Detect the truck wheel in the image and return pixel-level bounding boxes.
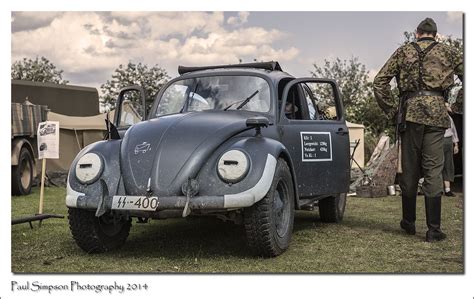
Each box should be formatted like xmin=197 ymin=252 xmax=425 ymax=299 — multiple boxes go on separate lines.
xmin=244 ymin=158 xmax=295 ymax=257
xmin=319 ymin=193 xmax=347 ymax=223
xmin=68 ymin=208 xmax=131 ymax=253
xmin=12 ymin=147 xmax=34 ymax=196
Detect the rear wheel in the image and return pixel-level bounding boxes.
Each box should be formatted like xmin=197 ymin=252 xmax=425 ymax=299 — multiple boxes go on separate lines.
xmin=12 ymin=147 xmax=34 ymax=195
xmin=319 ymin=193 xmax=347 ymax=223
xmin=68 ymin=208 xmax=131 ymax=253
xmin=244 ymin=158 xmax=295 ymax=257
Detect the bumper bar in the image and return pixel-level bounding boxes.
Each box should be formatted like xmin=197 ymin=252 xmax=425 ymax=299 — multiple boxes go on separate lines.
xmin=67 ymin=154 xmax=277 ymax=212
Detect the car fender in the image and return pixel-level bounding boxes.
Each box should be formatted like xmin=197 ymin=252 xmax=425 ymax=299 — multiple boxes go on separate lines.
xmin=66 ymin=140 xmax=122 ymax=216
xmin=197 ymin=136 xmax=299 ymax=206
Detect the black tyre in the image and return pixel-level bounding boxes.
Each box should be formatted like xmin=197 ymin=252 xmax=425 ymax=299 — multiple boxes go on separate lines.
xmin=12 ymin=147 xmax=34 ymax=196
xmin=319 ymin=193 xmax=347 ymax=223
xmin=68 ymin=208 xmax=131 ymax=253
xmin=244 ymin=158 xmax=295 ymax=257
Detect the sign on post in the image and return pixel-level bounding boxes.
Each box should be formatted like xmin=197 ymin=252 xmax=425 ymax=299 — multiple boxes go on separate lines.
xmin=37 ymin=121 xmax=60 ymax=159
xmin=36 ymin=121 xmax=60 ymax=214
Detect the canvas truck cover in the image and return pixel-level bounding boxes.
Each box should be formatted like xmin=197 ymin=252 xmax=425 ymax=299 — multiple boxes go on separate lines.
xmin=11 ymin=101 xmax=48 ymax=137
xmin=12 ymin=80 xmax=99 ymax=117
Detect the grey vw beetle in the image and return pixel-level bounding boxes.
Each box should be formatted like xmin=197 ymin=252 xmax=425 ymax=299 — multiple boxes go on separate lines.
xmin=66 ymin=61 xmax=350 ymax=257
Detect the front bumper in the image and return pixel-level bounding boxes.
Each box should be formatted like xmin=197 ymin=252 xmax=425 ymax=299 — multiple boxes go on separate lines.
xmin=66 ymin=154 xmax=277 ymax=213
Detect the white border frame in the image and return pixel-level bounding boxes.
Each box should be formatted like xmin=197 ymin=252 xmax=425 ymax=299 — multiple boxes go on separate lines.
xmin=300 ymin=131 xmax=332 ymax=162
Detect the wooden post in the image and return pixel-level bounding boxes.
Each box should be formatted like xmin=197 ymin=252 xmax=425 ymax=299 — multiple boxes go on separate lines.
xmin=38 ymin=158 xmax=47 ymax=215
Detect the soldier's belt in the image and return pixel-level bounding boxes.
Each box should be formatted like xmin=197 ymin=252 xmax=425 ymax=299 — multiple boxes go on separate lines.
xmin=405 ymin=90 xmax=444 ymax=100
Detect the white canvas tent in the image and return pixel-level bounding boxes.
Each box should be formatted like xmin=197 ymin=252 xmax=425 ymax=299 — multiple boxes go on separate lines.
xmin=47 ymin=112 xmax=108 ymax=172
xmin=347 ymin=121 xmax=365 ymax=169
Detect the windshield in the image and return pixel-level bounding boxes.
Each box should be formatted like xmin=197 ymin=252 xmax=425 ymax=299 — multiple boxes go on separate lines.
xmin=154 ymin=75 xmax=271 ymax=117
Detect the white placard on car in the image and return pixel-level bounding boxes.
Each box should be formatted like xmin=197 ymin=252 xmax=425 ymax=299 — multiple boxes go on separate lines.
xmin=37 ymin=121 xmax=60 ymax=159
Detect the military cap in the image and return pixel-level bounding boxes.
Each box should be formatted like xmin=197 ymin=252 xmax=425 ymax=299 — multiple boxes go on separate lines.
xmin=417 ymin=18 xmax=437 ymax=33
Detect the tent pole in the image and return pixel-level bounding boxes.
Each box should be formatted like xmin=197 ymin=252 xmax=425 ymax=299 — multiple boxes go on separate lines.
xmin=73 ymin=128 xmax=82 ymax=150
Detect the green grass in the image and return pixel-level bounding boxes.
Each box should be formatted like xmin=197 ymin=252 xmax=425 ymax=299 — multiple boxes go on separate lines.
xmin=11 ymin=187 xmax=463 ymax=273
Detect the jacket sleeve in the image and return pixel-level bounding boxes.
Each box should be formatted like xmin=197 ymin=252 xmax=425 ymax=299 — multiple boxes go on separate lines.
xmin=373 ymin=48 xmax=401 ymax=118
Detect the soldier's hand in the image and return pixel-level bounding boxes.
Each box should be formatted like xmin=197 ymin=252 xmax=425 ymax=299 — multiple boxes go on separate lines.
xmin=453 ymin=143 xmax=459 ymax=155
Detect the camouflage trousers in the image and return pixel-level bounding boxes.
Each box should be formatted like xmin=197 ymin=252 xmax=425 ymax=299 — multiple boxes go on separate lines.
xmin=400 ymin=122 xmax=445 ymax=198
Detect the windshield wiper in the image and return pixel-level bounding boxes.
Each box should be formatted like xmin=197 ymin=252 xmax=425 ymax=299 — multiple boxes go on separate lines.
xmin=223 ymin=90 xmax=259 ymax=111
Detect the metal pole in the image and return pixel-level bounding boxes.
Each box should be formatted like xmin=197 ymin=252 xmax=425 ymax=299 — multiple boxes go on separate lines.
xmin=39 ymin=158 xmax=46 ymax=214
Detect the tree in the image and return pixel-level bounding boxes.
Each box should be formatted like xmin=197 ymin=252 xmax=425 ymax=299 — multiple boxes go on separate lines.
xmin=100 ymin=62 xmax=170 ymax=115
xmin=311 ymin=57 xmax=371 ymax=112
xmin=11 ymin=56 xmax=69 ymax=84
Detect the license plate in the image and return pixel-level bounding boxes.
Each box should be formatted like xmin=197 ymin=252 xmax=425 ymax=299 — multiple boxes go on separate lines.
xmin=112 ymin=196 xmax=159 ymax=211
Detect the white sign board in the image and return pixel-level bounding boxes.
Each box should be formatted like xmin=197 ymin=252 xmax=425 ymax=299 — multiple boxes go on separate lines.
xmin=37 ymin=121 xmax=60 ymax=159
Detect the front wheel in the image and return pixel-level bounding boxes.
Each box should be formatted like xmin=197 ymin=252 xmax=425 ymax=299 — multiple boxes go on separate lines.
xmin=244 ymin=158 xmax=295 ymax=257
xmin=319 ymin=193 xmax=347 ymax=223
xmin=12 ymin=147 xmax=34 ymax=196
xmin=68 ymin=208 xmax=131 ymax=253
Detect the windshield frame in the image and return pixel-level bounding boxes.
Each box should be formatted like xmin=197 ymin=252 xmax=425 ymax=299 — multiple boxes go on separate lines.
xmin=149 ymin=71 xmax=277 ymax=119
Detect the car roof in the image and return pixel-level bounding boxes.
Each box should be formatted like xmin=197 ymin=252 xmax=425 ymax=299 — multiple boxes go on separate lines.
xmin=176 ymin=61 xmax=294 ymax=84
xmin=176 ymin=67 xmax=294 ymax=85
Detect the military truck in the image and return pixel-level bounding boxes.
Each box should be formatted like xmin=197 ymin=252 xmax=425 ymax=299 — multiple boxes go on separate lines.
xmin=11 ymin=80 xmax=100 ymax=195
xmin=11 ymin=102 xmax=48 ymax=195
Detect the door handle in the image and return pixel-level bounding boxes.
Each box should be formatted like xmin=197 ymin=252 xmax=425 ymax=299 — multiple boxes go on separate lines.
xmin=336 ymin=128 xmax=349 ymax=135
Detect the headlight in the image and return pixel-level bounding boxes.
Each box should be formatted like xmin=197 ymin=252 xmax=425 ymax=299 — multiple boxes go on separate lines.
xmin=75 ymin=153 xmax=103 ymax=184
xmin=217 ymin=150 xmax=249 ymax=183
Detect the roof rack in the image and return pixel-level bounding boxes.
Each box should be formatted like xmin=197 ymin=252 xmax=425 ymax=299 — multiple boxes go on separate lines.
xmin=178 ymin=61 xmax=283 ymax=75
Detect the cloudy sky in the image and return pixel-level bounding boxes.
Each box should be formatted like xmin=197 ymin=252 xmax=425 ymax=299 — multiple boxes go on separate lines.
xmin=11 ymin=11 xmax=463 ymax=91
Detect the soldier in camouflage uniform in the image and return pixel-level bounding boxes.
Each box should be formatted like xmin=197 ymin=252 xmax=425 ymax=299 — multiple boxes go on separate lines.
xmin=374 ymin=18 xmax=463 ymax=242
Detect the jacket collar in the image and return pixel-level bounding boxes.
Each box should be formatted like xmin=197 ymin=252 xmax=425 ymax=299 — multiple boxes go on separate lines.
xmin=417 ymin=36 xmax=436 ymax=42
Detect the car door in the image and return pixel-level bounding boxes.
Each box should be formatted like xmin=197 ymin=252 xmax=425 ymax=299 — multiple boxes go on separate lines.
xmin=113 ymin=86 xmax=147 ymax=138
xmin=279 ymin=78 xmax=350 ymax=198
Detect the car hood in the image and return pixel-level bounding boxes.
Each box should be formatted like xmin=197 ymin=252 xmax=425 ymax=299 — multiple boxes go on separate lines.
xmin=120 ymin=111 xmax=256 ymax=196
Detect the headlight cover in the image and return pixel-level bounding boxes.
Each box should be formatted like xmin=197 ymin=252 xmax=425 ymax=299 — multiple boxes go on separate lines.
xmin=217 ymin=150 xmax=249 ymax=183
xmin=75 ymin=153 xmax=103 ymax=184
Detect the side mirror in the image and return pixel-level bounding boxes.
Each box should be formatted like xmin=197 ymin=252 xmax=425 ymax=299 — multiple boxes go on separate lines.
xmin=246 ymin=116 xmax=269 ymax=136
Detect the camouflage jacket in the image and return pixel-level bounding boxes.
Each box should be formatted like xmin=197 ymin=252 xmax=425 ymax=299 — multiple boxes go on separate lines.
xmin=451 ymin=87 xmax=463 ymax=114
xmin=374 ymin=37 xmax=463 ymax=128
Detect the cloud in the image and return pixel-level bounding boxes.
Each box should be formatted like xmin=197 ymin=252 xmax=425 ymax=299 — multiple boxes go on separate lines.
xmin=446 ymin=12 xmax=463 ymax=24
xmin=11 ymin=12 xmax=299 ymax=88
xmin=11 ymin=12 xmax=64 ymax=32
xmin=227 ymin=11 xmax=250 ymax=26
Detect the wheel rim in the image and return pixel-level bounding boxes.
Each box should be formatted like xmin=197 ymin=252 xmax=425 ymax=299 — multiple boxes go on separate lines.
xmin=20 ymin=158 xmax=31 ymax=190
xmin=273 ymin=179 xmax=290 ymax=238
xmin=98 ymin=214 xmax=124 ymax=237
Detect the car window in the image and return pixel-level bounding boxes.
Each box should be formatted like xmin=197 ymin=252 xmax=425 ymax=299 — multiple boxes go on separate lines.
xmin=156 ymin=83 xmax=190 ymax=116
xmin=302 ymin=85 xmax=318 ymax=120
xmin=291 ymin=82 xmax=339 ymax=121
xmin=155 ymin=76 xmax=271 ymax=117
xmin=117 ymin=90 xmax=144 ymax=128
